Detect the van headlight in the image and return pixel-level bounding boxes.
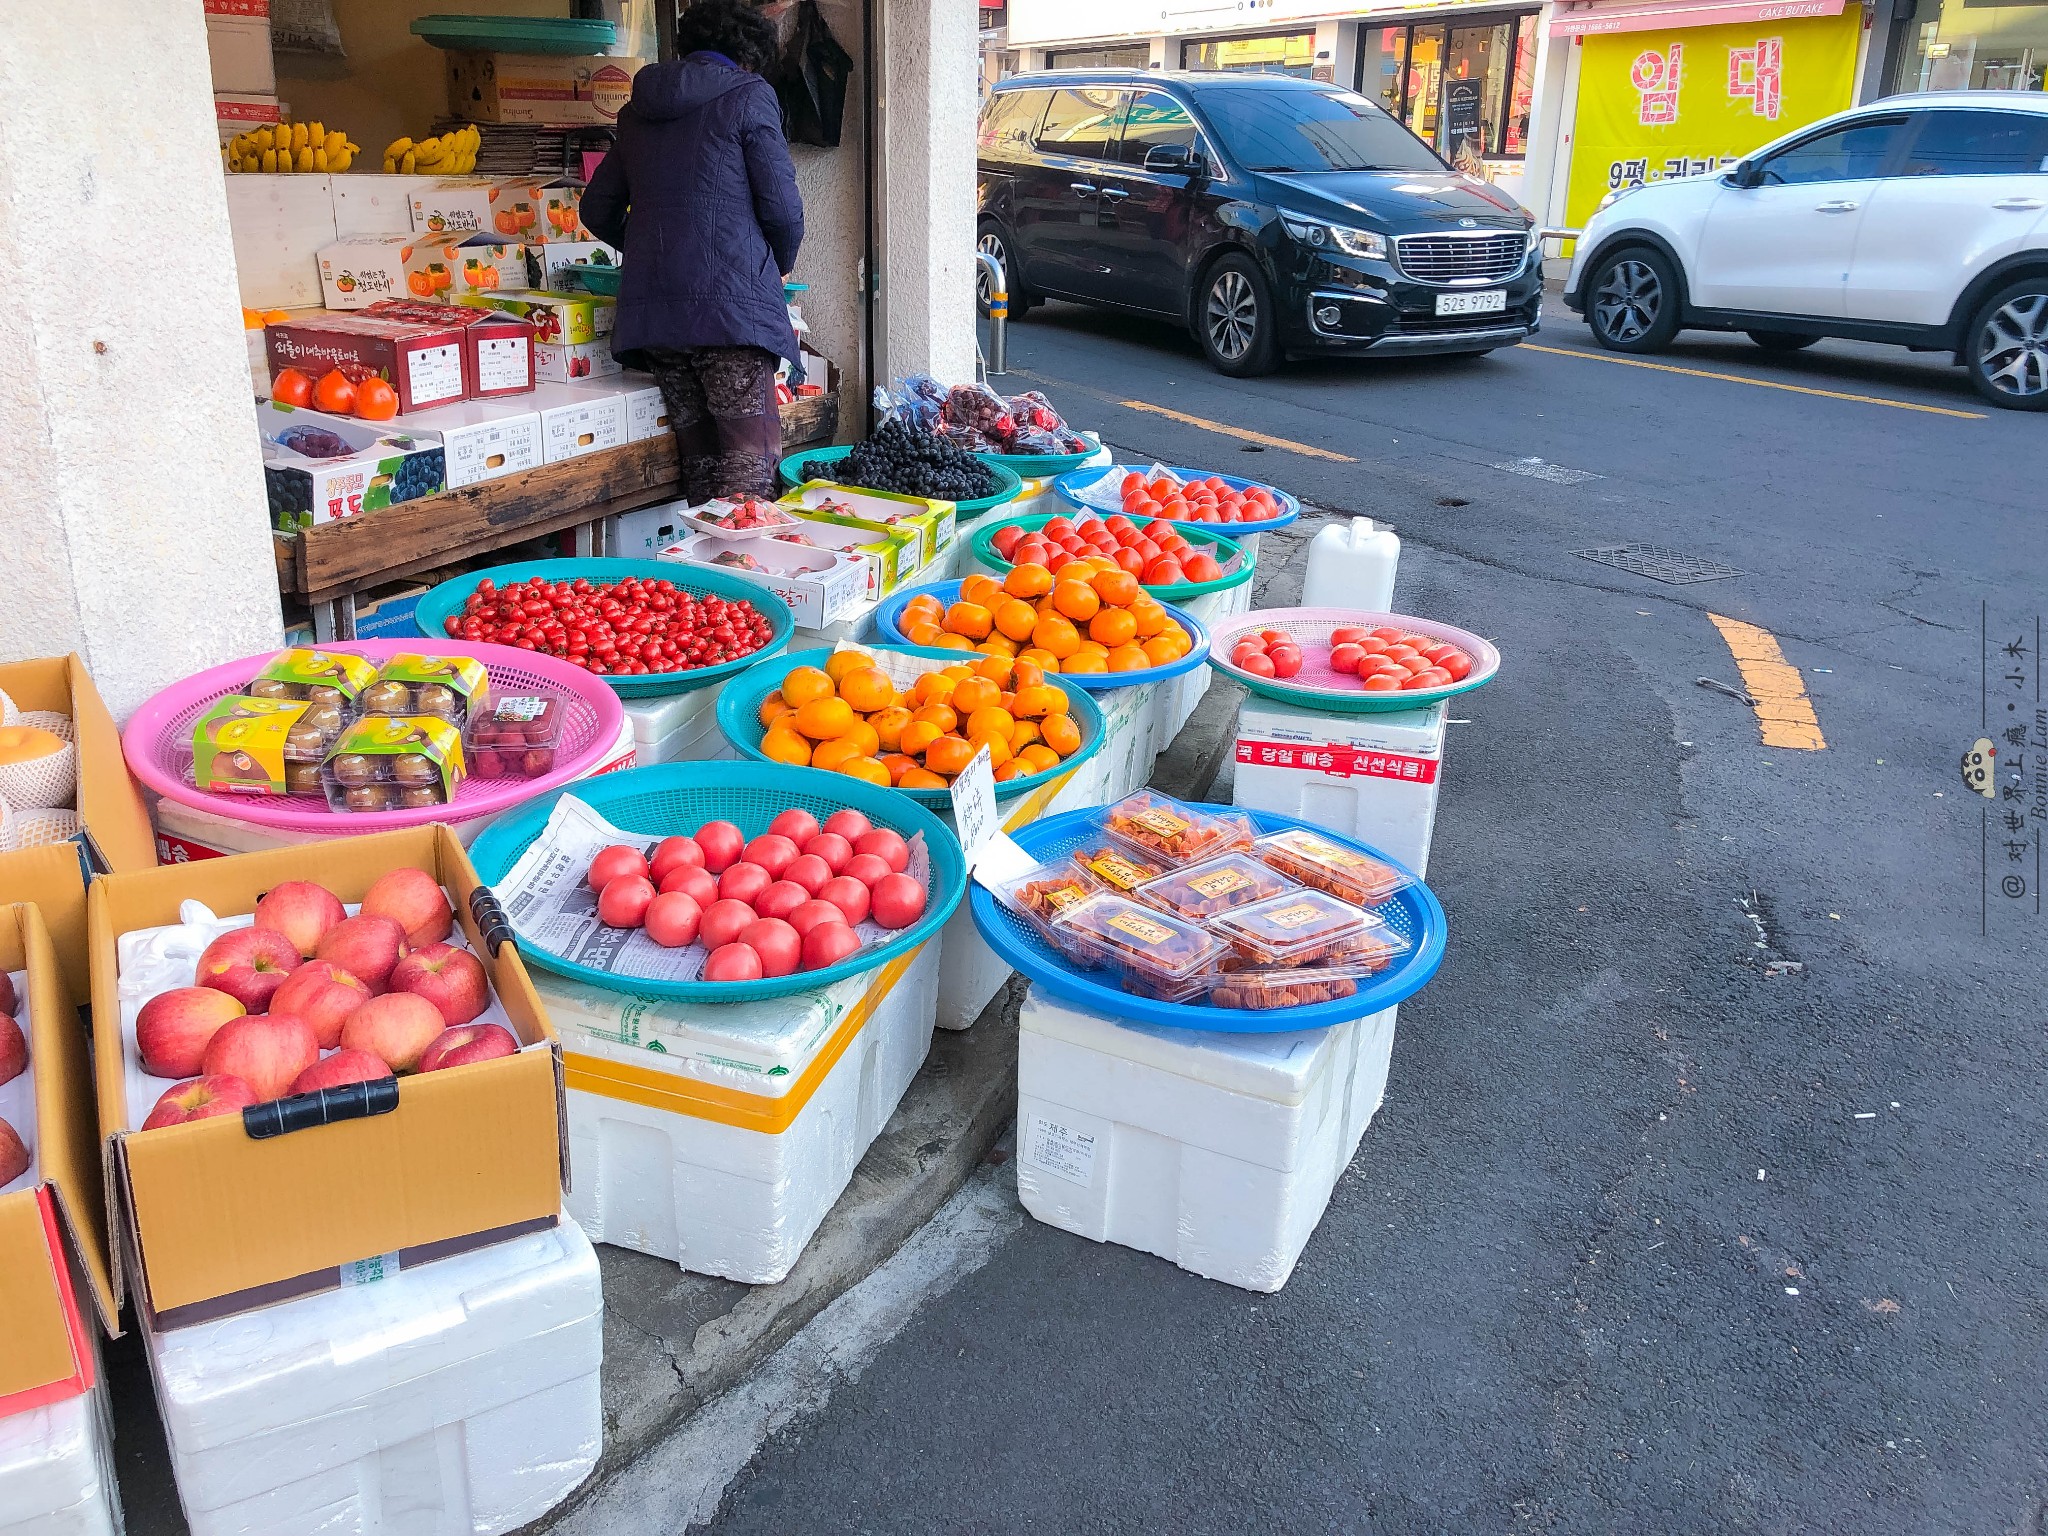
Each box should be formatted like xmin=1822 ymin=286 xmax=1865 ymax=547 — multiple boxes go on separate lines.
xmin=1279 ymin=211 xmax=1388 ymax=260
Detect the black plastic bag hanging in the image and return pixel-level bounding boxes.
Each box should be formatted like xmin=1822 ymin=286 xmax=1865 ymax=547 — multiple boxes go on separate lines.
xmin=775 ymin=0 xmax=852 ymax=148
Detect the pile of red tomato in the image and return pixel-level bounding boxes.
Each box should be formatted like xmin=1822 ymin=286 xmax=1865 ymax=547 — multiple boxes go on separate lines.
xmin=586 ymin=808 xmax=929 ymax=982
xmin=442 ymin=575 xmax=774 ymax=677
xmin=1119 ymin=472 xmax=1280 ymax=525
xmin=1329 ymin=624 xmax=1475 ymax=692
xmin=989 ymin=514 xmax=1226 ymax=589
xmin=1228 ymin=628 xmax=1304 ymax=679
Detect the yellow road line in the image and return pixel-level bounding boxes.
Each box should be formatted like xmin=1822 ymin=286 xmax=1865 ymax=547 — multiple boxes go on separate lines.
xmin=1524 ymin=344 xmax=1987 ymax=420
xmin=1114 ymin=400 xmax=1359 ymax=461
xmin=1709 ymin=614 xmax=1826 ymax=751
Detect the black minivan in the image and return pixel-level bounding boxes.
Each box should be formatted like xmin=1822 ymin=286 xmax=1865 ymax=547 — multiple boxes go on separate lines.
xmin=977 ymin=70 xmax=1543 ymax=376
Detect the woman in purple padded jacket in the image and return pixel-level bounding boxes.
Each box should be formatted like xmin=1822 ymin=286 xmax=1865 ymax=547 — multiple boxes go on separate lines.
xmin=581 ymin=0 xmax=803 ymax=502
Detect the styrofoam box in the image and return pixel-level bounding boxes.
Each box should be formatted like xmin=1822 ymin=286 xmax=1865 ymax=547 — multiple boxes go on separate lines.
xmin=1231 ymin=694 xmax=1446 ymax=876
xmin=398 ymin=399 xmax=543 ymax=489
xmin=150 ymin=714 xmax=635 ymax=864
xmin=531 ymin=384 xmax=626 ymax=464
xmin=1016 ymin=985 xmax=1398 ymax=1292
xmin=620 ymin=685 xmax=735 ymax=767
xmin=0 ymin=1378 xmax=122 ymax=1536
xmin=542 ymin=941 xmax=941 ymax=1283
xmin=145 ymin=1219 xmax=602 ymax=1536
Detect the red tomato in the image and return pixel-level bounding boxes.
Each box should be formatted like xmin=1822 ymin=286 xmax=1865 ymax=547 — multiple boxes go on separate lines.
xmin=991 ymin=525 xmax=1026 ymax=560
xmin=755 ymin=880 xmax=810 ymax=921
xmin=818 ymin=875 xmax=871 ymax=926
xmin=804 ymin=832 xmax=854 ymax=873
xmin=597 ymin=875 xmax=656 ymax=929
xmin=1268 ymin=648 xmax=1303 ymax=679
xmin=700 ymin=898 xmax=759 ymax=951
xmin=1361 ymin=673 xmax=1401 ymax=692
xmin=1397 ymin=657 xmax=1435 ymax=678
xmin=588 ymin=844 xmax=649 ymax=891
xmin=1370 ymin=626 xmax=1405 ymax=643
xmin=1330 ymin=626 xmax=1370 ymax=646
xmin=844 ymin=852 xmax=893 ymax=888
xmin=870 ymin=873 xmax=928 ymax=930
xmin=1182 ymin=552 xmax=1223 ymax=582
xmin=1240 ymin=653 xmax=1277 ymax=677
xmin=853 ymin=829 xmax=910 ymax=874
xmin=783 ymin=853 xmax=833 ymax=895
xmin=649 ymin=836 xmax=704 ymax=885
xmin=738 ymin=918 xmax=803 ymax=977
xmin=1330 ymin=643 xmax=1366 ymax=673
xmin=643 ymin=891 xmax=702 ymax=948
xmin=769 ymin=808 xmax=821 ymax=845
xmin=271 ymin=368 xmax=314 ymax=408
xmin=742 ymin=834 xmax=800 ymax=879
xmin=694 ymin=820 xmax=746 ymax=873
xmin=659 ymin=865 xmax=718 ymax=907
xmin=786 ymin=898 xmax=848 ymax=938
xmin=1442 ymin=652 xmax=1474 ymax=681
xmin=801 ymin=922 xmax=864 ymax=970
xmin=1142 ymin=558 xmax=1184 ymax=585
xmin=702 ymin=943 xmax=764 ymax=982
xmin=1407 ymin=667 xmax=1454 ymax=689
xmin=719 ymin=861 xmax=773 ymax=906
xmin=823 ymin=809 xmax=873 ymax=843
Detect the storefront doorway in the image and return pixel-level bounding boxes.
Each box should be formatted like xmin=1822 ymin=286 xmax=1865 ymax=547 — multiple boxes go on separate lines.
xmin=1357 ymin=13 xmax=1539 ymax=168
xmin=1893 ymin=0 xmax=2048 ymax=90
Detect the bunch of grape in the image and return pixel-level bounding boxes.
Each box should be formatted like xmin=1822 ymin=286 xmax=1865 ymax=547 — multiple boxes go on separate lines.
xmin=265 ymin=467 xmax=314 ymax=534
xmin=389 ymin=449 xmax=446 ymax=504
xmin=805 ymin=419 xmax=999 ymax=501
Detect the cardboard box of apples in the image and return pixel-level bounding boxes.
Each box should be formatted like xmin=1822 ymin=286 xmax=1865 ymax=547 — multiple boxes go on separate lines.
xmin=89 ymin=826 xmax=565 ymax=1328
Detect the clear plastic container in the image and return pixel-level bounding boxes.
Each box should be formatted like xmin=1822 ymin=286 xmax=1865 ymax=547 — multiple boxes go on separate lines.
xmin=186 ymin=696 xmax=348 ymax=798
xmin=1102 ymin=791 xmax=1254 ymax=868
xmin=321 ymin=714 xmax=466 ymax=813
xmin=360 ymin=654 xmax=489 ymax=728
xmin=244 ymin=648 xmax=380 ymax=709
xmin=466 ymin=694 xmax=564 ymax=779
xmin=1253 ymin=828 xmax=1413 ymax=907
xmin=1069 ymin=842 xmax=1167 ymax=894
xmin=995 ymin=860 xmax=1105 ymax=964
xmin=1209 ymin=965 xmax=1370 ymax=1012
xmin=1047 ymin=893 xmax=1229 ymax=988
xmin=1134 ymin=852 xmax=1296 ymax=923
xmin=1208 ymin=889 xmax=1390 ymax=967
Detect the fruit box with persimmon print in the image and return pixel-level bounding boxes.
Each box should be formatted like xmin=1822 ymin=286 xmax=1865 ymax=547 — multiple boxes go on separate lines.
xmin=258 ymin=402 xmax=448 ymax=532
xmin=89 ymin=826 xmax=567 ymax=1330
xmin=265 ymin=312 xmax=469 ymax=415
xmin=0 ymin=903 xmax=117 ymax=1408
xmin=316 ymin=234 xmax=527 ymax=312
xmin=409 ymin=178 xmax=584 ymax=241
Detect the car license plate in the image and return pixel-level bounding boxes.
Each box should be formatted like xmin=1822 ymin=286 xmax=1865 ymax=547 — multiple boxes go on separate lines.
xmin=1436 ymin=289 xmax=1507 ymax=317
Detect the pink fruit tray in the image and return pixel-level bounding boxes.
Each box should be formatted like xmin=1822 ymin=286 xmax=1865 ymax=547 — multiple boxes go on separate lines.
xmin=123 ymin=640 xmax=626 ymax=833
xmin=1206 ymin=607 xmax=1500 ymax=714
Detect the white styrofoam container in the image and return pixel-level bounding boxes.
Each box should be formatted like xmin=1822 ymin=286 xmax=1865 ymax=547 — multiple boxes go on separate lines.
xmin=1016 ymin=985 xmax=1398 ymax=1292
xmin=1230 ymin=695 xmax=1447 ymax=876
xmin=619 ymin=685 xmax=733 ymax=766
xmin=145 ymin=1219 xmax=603 ymax=1536
xmin=0 ymin=1380 xmax=122 ymax=1536
xmin=226 ymin=175 xmax=338 ymax=312
xmin=543 ymin=941 xmax=941 ymax=1283
xmin=150 ymin=714 xmax=635 ymax=863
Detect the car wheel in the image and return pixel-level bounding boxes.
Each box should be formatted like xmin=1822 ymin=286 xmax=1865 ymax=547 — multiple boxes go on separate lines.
xmin=1747 ymin=330 xmax=1820 ymax=352
xmin=1587 ymin=247 xmax=1681 ymax=353
xmin=976 ymin=222 xmax=1035 ymax=319
xmin=1197 ymin=255 xmax=1277 ymax=376
xmin=1965 ymin=278 xmax=2048 ymax=410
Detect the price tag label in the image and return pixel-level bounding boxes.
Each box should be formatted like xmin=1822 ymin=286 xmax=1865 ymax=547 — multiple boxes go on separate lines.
xmin=950 ymin=743 xmax=999 ymax=866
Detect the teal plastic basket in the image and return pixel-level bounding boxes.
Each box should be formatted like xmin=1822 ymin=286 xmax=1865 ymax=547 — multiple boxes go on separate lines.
xmin=715 ymin=647 xmax=1107 ymax=806
xmin=974 ymin=434 xmax=1102 ymax=479
xmin=468 ymin=762 xmax=966 ymax=1002
xmin=777 ymin=445 xmax=1024 ymax=520
xmin=967 ymin=512 xmax=1253 ymax=604
xmin=413 ymin=558 xmax=795 ymax=698
xmin=566 ymin=265 xmax=622 ymax=297
xmin=413 ymin=15 xmax=615 ymax=51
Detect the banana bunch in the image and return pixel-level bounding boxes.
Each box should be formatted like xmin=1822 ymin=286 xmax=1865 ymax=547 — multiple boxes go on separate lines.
xmin=224 ymin=121 xmax=359 ymax=173
xmin=383 ymin=125 xmax=480 ymax=175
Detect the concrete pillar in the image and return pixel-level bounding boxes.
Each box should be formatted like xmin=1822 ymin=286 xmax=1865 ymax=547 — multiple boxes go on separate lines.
xmin=0 ymin=4 xmax=284 ymax=720
xmin=882 ymin=0 xmax=981 ymax=384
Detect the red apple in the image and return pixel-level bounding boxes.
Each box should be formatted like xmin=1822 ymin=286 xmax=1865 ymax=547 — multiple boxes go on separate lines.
xmin=252 ymin=880 xmax=346 ymax=958
xmin=0 ymin=1115 xmax=24 ymax=1183
xmin=287 ymin=1049 xmax=393 ymax=1096
xmin=140 ymin=1075 xmax=258 ymax=1131
xmin=659 ymin=864 xmax=718 ymax=908
xmin=338 ymin=992 xmax=446 ymax=1074
xmin=597 ymin=875 xmax=657 ymax=929
xmin=202 ymin=1014 xmax=319 ymax=1102
xmin=388 ymin=943 xmax=489 ymax=1025
xmin=195 ymin=927 xmax=303 ymax=1012
xmin=643 ymin=891 xmax=702 ymax=948
xmin=801 ymin=922 xmax=862 ymax=971
xmin=315 ymin=915 xmax=409 ymax=994
xmin=0 ymin=972 xmax=15 ymax=1016
xmin=417 ymin=1022 xmax=520 ymax=1074
xmin=267 ymin=961 xmax=368 ymax=1050
xmin=137 ymin=986 xmax=247 ymax=1078
xmin=0 ymin=1014 xmax=24 ymax=1088
xmin=360 ymin=867 xmax=454 ymax=947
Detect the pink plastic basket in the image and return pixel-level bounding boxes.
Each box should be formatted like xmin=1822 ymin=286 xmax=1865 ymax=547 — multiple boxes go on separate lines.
xmin=124 ymin=640 xmax=626 ymax=834
xmin=1207 ymin=607 xmax=1500 ymax=713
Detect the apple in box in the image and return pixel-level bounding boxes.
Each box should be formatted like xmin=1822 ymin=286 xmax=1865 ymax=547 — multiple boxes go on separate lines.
xmin=266 ymin=313 xmax=470 ymax=416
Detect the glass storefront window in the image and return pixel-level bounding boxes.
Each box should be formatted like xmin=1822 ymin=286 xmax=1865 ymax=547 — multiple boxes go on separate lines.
xmin=1044 ymin=43 xmax=1151 ymax=70
xmin=1182 ymin=31 xmax=1317 ymax=76
xmin=1895 ymin=0 xmax=2048 ymax=91
xmin=1355 ymin=11 xmax=1538 ymax=160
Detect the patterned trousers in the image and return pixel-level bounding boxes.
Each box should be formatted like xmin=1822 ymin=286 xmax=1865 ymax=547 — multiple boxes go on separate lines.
xmin=645 ymin=345 xmax=782 ymax=504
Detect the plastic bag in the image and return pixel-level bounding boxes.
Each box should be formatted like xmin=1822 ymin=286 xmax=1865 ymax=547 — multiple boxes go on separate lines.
xmin=937 ymin=381 xmax=1015 ymax=450
xmin=271 ymin=0 xmax=345 ymax=55
xmin=775 ymin=0 xmax=853 ymax=148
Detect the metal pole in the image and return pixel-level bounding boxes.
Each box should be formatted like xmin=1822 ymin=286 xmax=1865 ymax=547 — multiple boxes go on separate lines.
xmin=977 ymin=248 xmax=1008 ymax=377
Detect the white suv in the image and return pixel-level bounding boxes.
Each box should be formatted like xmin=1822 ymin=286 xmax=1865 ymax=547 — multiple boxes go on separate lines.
xmin=1563 ymin=93 xmax=2048 ymax=409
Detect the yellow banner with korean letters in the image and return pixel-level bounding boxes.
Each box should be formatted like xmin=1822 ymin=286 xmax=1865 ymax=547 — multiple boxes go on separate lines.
xmin=1566 ymin=6 xmax=1862 ymax=232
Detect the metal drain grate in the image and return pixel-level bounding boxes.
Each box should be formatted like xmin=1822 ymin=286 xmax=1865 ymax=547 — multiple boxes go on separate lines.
xmin=1573 ymin=544 xmax=1743 ymax=584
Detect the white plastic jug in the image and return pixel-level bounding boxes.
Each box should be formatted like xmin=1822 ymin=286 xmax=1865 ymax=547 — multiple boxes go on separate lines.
xmin=1301 ymin=517 xmax=1399 ymax=611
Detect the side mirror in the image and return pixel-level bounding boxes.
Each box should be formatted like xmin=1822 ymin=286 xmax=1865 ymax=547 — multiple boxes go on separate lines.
xmin=1729 ymin=158 xmax=1758 ymax=188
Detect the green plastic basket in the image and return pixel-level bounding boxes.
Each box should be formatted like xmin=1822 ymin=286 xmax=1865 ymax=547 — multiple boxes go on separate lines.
xmin=566 ymin=264 xmax=622 ymax=297
xmin=974 ymin=433 xmax=1102 ymax=479
xmin=715 ymin=647 xmax=1107 ymax=806
xmin=468 ymin=762 xmax=966 ymax=1002
xmin=777 ymin=445 xmax=1024 ymax=520
xmin=413 ymin=558 xmax=794 ymax=698
xmin=968 ymin=512 xmax=1253 ymax=604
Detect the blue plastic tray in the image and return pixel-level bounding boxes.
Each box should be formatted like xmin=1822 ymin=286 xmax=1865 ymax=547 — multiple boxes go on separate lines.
xmin=413 ymin=558 xmax=795 ymax=698
xmin=1052 ymin=465 xmax=1302 ymax=536
xmin=469 ymin=762 xmax=965 ymax=1002
xmin=970 ymin=805 xmax=1446 ymax=1033
xmin=870 ymin=580 xmax=1211 ymax=691
xmin=715 ymin=647 xmax=1107 ymax=806
xmin=777 ymin=446 xmax=1024 ymax=520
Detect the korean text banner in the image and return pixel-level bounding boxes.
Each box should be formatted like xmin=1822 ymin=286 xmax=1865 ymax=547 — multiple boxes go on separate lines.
xmin=1565 ymin=6 xmax=1861 ymax=233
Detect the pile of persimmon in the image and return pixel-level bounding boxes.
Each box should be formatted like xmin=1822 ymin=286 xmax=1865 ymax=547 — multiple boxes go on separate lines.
xmin=756 ymin=651 xmax=1085 ymax=787
xmin=897 ymin=568 xmax=1192 ymax=677
xmin=1119 ymin=472 xmax=1280 ymax=525
xmin=988 ymin=514 xmax=1225 ymax=589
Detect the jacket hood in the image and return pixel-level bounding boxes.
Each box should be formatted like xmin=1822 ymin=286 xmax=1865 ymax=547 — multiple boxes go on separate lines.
xmin=629 ymin=55 xmax=756 ymax=120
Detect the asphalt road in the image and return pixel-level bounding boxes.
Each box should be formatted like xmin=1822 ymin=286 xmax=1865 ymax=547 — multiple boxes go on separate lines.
xmin=701 ymin=302 xmax=2048 ymax=1533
